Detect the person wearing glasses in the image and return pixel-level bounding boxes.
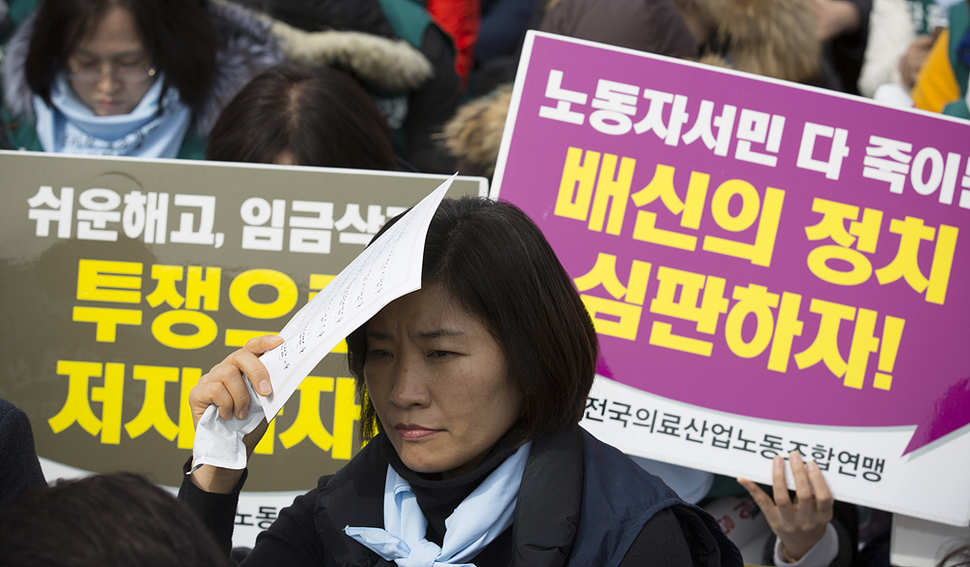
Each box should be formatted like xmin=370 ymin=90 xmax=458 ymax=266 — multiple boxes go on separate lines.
xmin=0 ymin=0 xmax=283 ymax=158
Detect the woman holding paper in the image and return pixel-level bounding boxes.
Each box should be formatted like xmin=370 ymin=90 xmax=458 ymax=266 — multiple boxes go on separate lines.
xmin=0 ymin=0 xmax=281 ymax=158
xmin=180 ymin=197 xmax=743 ymax=567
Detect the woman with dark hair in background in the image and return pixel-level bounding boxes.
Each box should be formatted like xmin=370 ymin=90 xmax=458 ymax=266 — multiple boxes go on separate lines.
xmin=180 ymin=197 xmax=743 ymax=567
xmin=0 ymin=0 xmax=282 ymax=158
xmin=206 ymin=63 xmax=399 ymax=170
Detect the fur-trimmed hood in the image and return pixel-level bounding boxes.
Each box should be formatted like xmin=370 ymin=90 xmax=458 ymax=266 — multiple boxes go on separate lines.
xmin=267 ymin=17 xmax=432 ymax=94
xmin=670 ymin=0 xmax=820 ymax=82
xmin=1 ymin=0 xmax=284 ymax=136
xmin=211 ymin=0 xmax=433 ymax=94
xmin=713 ymin=0 xmax=820 ymax=82
xmin=228 ymin=0 xmax=433 ymax=93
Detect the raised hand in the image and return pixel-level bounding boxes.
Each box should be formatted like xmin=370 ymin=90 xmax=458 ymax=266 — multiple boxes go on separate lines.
xmin=188 ymin=334 xmax=283 ymax=493
xmin=738 ymin=451 xmax=834 ymax=562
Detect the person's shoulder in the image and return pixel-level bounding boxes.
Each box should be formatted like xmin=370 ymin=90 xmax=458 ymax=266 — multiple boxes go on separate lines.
xmin=577 ymin=429 xmax=683 ymax=533
xmin=948 ymin=0 xmax=970 ymax=33
xmin=0 ymin=398 xmax=15 ymax=417
xmin=577 ymin=429 xmax=743 ymax=567
xmin=0 ymin=398 xmax=32 ymax=433
xmin=316 ymin=474 xmax=336 ymax=490
xmin=579 ymin=428 xmax=681 ymax=499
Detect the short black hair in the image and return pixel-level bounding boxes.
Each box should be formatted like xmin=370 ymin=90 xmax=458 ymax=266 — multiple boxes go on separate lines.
xmin=206 ymin=63 xmax=399 ymax=170
xmin=0 ymin=472 xmax=230 ymax=567
xmin=347 ymin=197 xmax=599 ymax=444
xmin=25 ymin=0 xmax=218 ymax=110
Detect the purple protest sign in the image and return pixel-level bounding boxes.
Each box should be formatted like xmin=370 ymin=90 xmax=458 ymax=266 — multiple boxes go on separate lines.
xmin=493 ymin=32 xmax=970 ymax=522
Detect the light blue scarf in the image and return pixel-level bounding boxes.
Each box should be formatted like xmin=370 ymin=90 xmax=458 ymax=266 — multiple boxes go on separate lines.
xmin=33 ymin=72 xmax=192 ymax=158
xmin=344 ymin=441 xmax=532 ymax=567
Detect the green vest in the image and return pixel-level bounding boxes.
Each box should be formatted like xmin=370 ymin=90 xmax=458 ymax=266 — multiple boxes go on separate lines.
xmin=375 ymin=0 xmax=431 ymax=49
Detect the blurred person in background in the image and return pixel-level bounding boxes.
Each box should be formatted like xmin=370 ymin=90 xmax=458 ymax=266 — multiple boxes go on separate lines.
xmin=0 ymin=0 xmax=282 ymax=158
xmin=910 ymin=0 xmax=970 ymax=117
xmin=0 ymin=472 xmax=230 ymax=567
xmin=857 ymin=0 xmax=947 ymax=101
xmin=205 ymin=63 xmax=399 ymax=170
xmin=0 ymin=397 xmax=45 ymax=511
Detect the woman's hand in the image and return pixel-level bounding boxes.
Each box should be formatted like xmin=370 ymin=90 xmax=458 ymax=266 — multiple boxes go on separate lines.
xmin=738 ymin=451 xmax=834 ymax=562
xmin=899 ymin=34 xmax=938 ymax=88
xmin=188 ymin=334 xmax=283 ymax=493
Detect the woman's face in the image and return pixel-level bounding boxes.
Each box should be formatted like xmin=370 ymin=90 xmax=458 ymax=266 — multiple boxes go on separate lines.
xmin=364 ymin=284 xmax=523 ymax=480
xmin=66 ymin=5 xmax=156 ymax=116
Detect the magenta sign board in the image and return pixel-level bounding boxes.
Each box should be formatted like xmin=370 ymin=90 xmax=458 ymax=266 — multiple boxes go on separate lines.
xmin=493 ymin=32 xmax=970 ymax=523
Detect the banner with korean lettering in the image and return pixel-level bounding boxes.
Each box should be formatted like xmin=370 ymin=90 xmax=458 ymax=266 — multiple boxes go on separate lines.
xmin=0 ymin=151 xmax=485 ymax=545
xmin=491 ymin=31 xmax=970 ymax=526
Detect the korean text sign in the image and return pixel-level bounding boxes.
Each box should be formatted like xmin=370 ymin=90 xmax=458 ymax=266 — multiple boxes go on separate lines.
xmin=0 ymin=151 xmax=484 ymax=544
xmin=492 ymin=32 xmax=970 ymax=525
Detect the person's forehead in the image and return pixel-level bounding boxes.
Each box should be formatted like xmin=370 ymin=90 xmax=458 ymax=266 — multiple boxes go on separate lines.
xmin=74 ymin=5 xmax=145 ymax=52
xmin=366 ymin=287 xmax=485 ymax=338
xmin=366 ymin=326 xmax=466 ymax=341
xmin=70 ymin=47 xmax=147 ymax=59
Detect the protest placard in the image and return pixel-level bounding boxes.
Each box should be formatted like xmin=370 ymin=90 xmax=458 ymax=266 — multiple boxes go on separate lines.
xmin=492 ymin=31 xmax=970 ymax=526
xmin=0 ymin=150 xmax=485 ymax=545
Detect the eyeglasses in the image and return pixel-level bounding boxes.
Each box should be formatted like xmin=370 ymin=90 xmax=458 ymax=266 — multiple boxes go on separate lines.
xmin=67 ymin=60 xmax=157 ymax=84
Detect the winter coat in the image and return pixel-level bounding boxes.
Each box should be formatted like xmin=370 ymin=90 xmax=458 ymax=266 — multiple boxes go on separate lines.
xmin=858 ymin=0 xmax=916 ymax=96
xmin=0 ymin=397 xmax=46 ymax=511
xmin=858 ymin=0 xmax=947 ymax=96
xmin=440 ymin=82 xmax=510 ymax=179
xmin=538 ymin=0 xmax=699 ymax=61
xmin=705 ymin=0 xmax=824 ymax=85
xmin=178 ymin=426 xmax=743 ymax=567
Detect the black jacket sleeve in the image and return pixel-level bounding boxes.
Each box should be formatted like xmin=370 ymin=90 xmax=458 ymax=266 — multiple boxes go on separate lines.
xmin=178 ymin=463 xmax=334 ymax=567
xmin=238 ymin=484 xmax=331 ymax=567
xmin=177 ymin=459 xmax=246 ymax=556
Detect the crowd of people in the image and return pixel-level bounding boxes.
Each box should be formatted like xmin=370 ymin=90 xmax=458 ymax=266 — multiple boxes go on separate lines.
xmin=1 ymin=0 xmax=969 ymax=565
xmin=2 ymin=0 xmax=967 ymax=176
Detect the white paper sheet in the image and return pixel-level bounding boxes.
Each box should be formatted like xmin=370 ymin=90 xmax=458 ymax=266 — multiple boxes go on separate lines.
xmin=191 ymin=174 xmax=455 ymax=470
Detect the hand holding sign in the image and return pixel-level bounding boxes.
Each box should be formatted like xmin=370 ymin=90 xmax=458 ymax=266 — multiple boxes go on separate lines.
xmin=738 ymin=451 xmax=834 ymax=562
